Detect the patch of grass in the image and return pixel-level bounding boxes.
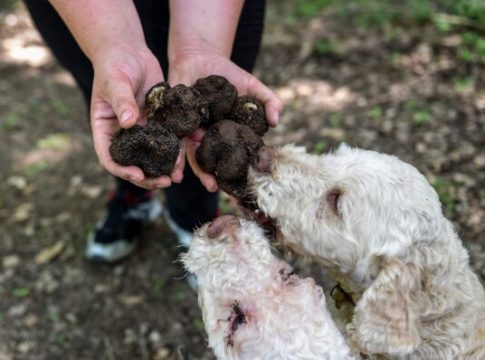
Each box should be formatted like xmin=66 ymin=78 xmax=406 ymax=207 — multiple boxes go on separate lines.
xmin=432 ymin=177 xmax=459 ymax=217
xmin=193 ymin=317 xmax=205 ymax=333
xmin=458 ymin=48 xmax=474 ymax=62
xmin=295 ymin=0 xmax=332 ymax=17
xmin=454 ymin=77 xmax=473 ymax=92
xmin=413 ymin=110 xmax=431 ymax=125
xmin=51 ymin=100 xmax=70 ymax=116
xmin=21 ymin=162 xmax=49 ymax=177
xmin=459 ymin=31 xmax=485 ymax=63
xmin=328 ymin=113 xmax=342 ymax=127
xmin=37 ymin=133 xmax=71 ymax=150
xmin=48 ymin=310 xmax=60 ymax=323
xmin=173 ymin=292 xmax=186 ymax=301
xmin=153 ymin=277 xmax=167 ymax=296
xmin=405 ymin=99 xmax=418 ymax=111
xmin=433 ymin=15 xmax=453 ymax=32
xmin=315 ymin=39 xmax=337 ymax=55
xmin=2 ymin=112 xmax=21 ymax=129
xmin=13 ymin=288 xmax=30 ymax=298
xmin=54 ymin=333 xmax=67 ymax=344
xmin=367 ymin=106 xmax=383 ymax=121
xmin=390 ymin=52 xmax=402 ymax=65
xmin=313 ymin=140 xmax=327 ymax=154
xmin=294 ymin=0 xmax=485 ymax=30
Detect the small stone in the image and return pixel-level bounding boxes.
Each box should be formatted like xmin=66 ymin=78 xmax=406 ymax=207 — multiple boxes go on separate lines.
xmin=7 ymin=303 xmax=27 ymax=318
xmin=2 ymin=255 xmax=20 ymax=268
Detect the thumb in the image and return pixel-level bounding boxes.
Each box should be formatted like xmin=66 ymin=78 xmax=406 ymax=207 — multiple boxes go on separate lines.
xmin=103 ymin=79 xmax=140 ymax=129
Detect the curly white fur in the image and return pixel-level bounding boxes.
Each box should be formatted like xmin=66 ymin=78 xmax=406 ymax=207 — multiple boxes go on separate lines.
xmin=249 ymin=144 xmax=485 ymax=359
xmin=182 ymin=217 xmax=357 ymax=360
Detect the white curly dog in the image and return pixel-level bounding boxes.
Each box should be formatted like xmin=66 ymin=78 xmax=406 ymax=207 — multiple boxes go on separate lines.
xmin=183 ymin=215 xmax=357 ymax=360
xmin=249 ymin=144 xmax=485 ymax=359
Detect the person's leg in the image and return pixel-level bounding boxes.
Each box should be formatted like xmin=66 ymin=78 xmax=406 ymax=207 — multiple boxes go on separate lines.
xmin=24 ymin=0 xmax=159 ymax=263
xmin=162 ymin=0 xmax=267 ymax=234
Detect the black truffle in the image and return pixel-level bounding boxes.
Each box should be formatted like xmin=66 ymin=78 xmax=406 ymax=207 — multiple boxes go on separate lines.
xmin=196 ymin=120 xmax=264 ymax=198
xmin=193 ymin=75 xmax=238 ymax=127
xmin=145 ymin=81 xmax=170 ymax=119
xmin=229 ymin=96 xmax=268 ymax=136
xmin=110 ymin=121 xmax=180 ymax=177
xmin=149 ymin=84 xmax=208 ymax=138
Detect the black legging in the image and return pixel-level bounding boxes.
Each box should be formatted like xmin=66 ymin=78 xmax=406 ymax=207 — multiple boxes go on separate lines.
xmin=24 ymin=0 xmax=266 ymax=231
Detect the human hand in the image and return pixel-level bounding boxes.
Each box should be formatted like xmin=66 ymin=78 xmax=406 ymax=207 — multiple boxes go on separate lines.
xmin=90 ymin=45 xmax=186 ymax=190
xmin=168 ymin=50 xmax=283 ymax=192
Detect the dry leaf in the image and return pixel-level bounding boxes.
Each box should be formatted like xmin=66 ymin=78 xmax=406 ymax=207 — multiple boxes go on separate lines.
xmin=35 ymin=241 xmax=66 ymax=264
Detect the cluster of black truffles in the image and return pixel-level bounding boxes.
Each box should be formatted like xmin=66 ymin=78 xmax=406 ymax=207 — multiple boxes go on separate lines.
xmin=110 ymin=75 xmax=268 ymax=199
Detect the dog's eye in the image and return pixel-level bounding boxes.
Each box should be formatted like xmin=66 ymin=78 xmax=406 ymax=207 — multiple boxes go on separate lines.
xmin=326 ymin=187 xmax=342 ymax=217
xmin=230 ymin=302 xmax=246 ymax=332
xmin=227 ymin=302 xmax=246 ymax=346
xmin=231 ymin=313 xmax=245 ymax=332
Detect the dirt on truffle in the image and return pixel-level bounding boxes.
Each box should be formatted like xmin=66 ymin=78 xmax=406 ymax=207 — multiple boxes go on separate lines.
xmin=149 ymin=84 xmax=208 ymax=138
xmin=193 ymin=75 xmax=238 ymax=127
xmin=229 ymin=96 xmax=268 ymax=136
xmin=196 ymin=120 xmax=264 ymax=198
xmin=109 ymin=121 xmax=180 ymax=177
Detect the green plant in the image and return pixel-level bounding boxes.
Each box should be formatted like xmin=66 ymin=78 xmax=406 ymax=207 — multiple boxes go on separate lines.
xmin=368 ymin=106 xmax=383 ymax=120
xmin=413 ymin=110 xmax=431 ymax=125
xmin=51 ymin=99 xmax=70 ymax=116
xmin=315 ymin=40 xmax=337 ymax=55
xmin=432 ymin=177 xmax=458 ymax=217
xmin=328 ymin=113 xmax=342 ymax=127
xmin=458 ymin=48 xmax=474 ymax=62
xmin=295 ymin=0 xmax=332 ymax=17
xmin=153 ymin=277 xmax=166 ymax=295
xmin=2 ymin=112 xmax=20 ymax=129
xmin=313 ymin=140 xmax=327 ymax=154
xmin=37 ymin=133 xmax=71 ymax=150
xmin=13 ymin=288 xmax=30 ymax=298
xmin=454 ymin=78 xmax=473 ymax=92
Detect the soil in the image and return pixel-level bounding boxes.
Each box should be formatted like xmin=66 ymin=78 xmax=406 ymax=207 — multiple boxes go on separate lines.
xmin=1 ymin=2 xmax=484 ymax=360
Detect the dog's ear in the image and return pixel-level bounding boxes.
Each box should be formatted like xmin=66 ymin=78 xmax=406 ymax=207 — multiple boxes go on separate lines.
xmin=351 ymin=257 xmax=421 ymax=356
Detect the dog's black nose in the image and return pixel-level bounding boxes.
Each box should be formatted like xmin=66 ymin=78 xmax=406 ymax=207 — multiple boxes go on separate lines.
xmin=253 ymin=146 xmax=275 ymax=173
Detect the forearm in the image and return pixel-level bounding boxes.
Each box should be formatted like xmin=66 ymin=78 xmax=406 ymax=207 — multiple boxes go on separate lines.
xmin=48 ymin=0 xmax=146 ymax=63
xmin=168 ymin=0 xmax=244 ymax=62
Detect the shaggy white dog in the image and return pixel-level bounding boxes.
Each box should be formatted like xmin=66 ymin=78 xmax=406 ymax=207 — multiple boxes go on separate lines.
xmin=249 ymin=144 xmax=485 ymax=359
xmin=182 ymin=215 xmax=357 ymax=360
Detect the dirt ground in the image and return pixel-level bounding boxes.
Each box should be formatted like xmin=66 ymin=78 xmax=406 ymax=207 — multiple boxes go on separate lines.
xmin=1 ymin=1 xmax=484 ymax=359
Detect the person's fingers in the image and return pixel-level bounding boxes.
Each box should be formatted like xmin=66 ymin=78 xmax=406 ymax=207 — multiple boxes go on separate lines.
xmin=170 ymin=138 xmax=186 ymax=183
xmin=244 ymin=76 xmax=283 ymax=127
xmin=100 ymin=76 xmax=140 ymax=129
xmin=185 ymin=136 xmax=218 ymax=192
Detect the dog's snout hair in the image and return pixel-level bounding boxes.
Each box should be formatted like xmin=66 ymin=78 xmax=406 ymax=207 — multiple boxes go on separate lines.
xmin=249 ymin=143 xmax=485 ymax=359
xmin=183 ymin=218 xmax=357 ymax=360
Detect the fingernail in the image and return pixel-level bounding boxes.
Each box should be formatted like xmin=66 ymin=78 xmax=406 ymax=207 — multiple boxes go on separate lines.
xmin=272 ymin=110 xmax=280 ymax=125
xmin=120 ymin=111 xmax=132 ymax=125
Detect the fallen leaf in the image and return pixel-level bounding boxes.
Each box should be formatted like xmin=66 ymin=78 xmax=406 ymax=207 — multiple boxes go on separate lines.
xmin=12 ymin=203 xmax=33 ymax=222
xmin=35 ymin=241 xmax=66 ymax=264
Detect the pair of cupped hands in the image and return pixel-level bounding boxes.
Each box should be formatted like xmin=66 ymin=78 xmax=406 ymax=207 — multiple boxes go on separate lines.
xmin=91 ymin=44 xmax=282 ymax=191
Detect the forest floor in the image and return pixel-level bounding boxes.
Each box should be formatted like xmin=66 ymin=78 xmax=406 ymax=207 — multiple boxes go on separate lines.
xmin=1 ymin=1 xmax=484 ymax=359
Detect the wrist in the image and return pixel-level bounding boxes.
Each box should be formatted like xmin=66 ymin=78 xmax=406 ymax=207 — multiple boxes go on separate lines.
xmin=169 ymin=38 xmax=228 ymax=64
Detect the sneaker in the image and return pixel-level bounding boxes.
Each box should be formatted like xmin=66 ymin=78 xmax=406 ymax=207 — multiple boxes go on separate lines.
xmin=162 ymin=209 xmax=193 ymax=248
xmin=162 ymin=210 xmax=199 ymax=291
xmin=86 ymin=196 xmax=162 ymax=263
